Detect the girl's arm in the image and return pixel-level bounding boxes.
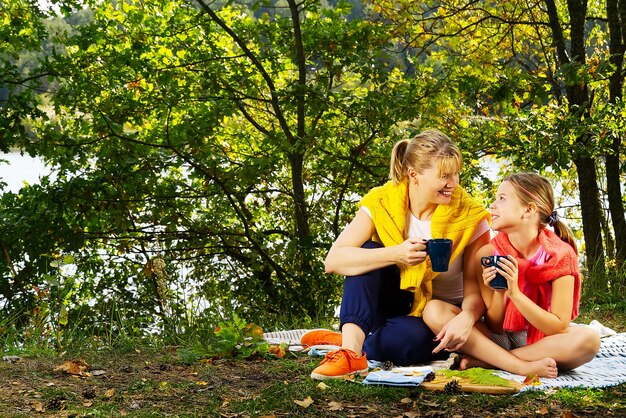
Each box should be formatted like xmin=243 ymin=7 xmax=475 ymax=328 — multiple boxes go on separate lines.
xmin=324 ymin=208 xmax=428 ymax=276
xmin=496 ymin=257 xmax=574 ymax=335
xmin=506 ymin=274 xmax=575 ymax=336
xmin=476 ymin=244 xmax=507 ymax=333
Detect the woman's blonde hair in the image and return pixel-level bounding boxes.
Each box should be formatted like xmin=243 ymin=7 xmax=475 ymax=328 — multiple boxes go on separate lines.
xmin=389 ymin=129 xmax=463 ymax=184
xmin=505 ymin=173 xmax=578 ymax=254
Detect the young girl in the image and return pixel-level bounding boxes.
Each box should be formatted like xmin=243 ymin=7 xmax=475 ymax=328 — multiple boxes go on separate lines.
xmin=424 ymin=173 xmax=600 ymax=377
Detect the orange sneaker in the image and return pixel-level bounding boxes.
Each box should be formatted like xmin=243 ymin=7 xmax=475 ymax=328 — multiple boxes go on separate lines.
xmin=300 ymin=329 xmax=342 ymax=347
xmin=310 ymin=348 xmax=368 ymax=380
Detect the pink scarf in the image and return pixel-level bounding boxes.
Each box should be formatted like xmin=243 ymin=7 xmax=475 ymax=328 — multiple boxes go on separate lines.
xmin=492 ymin=228 xmax=580 ymax=345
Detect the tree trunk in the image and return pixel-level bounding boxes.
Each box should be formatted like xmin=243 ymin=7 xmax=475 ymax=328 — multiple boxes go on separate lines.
xmin=605 ymin=0 xmax=626 ymax=265
xmin=544 ymin=0 xmax=606 ymax=272
xmin=288 ymin=0 xmax=311 ymax=246
xmin=575 ymin=157 xmax=606 ymax=274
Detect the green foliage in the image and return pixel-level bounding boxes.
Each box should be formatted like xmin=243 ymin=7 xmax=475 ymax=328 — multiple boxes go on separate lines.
xmin=3 ymin=0 xmax=443 ymax=334
xmin=1 ymin=0 xmax=625 ymax=340
xmin=212 ymin=314 xmax=270 ymax=358
xmin=439 ymin=368 xmax=514 ymax=387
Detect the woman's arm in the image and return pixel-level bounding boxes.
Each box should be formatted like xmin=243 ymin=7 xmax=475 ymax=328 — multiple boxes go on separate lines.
xmin=324 ymin=208 xmax=428 ymax=276
xmin=460 ymin=230 xmax=491 ymax=322
xmin=432 ymin=229 xmax=490 ymax=353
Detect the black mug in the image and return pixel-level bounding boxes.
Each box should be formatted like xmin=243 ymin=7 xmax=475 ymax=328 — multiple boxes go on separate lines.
xmin=480 ymin=255 xmax=508 ymax=289
xmin=426 ymin=238 xmax=453 ymax=272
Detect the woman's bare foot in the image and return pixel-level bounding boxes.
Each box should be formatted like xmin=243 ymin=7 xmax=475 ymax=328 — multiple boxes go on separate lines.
xmin=460 ymin=355 xmax=558 ymax=378
xmin=459 ymin=355 xmax=492 ymax=370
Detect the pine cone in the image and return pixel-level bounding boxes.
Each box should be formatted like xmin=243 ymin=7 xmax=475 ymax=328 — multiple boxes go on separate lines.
xmin=47 ymin=397 xmax=67 ymax=411
xmin=83 ymin=387 xmax=97 ymax=399
xmin=382 ymin=360 xmax=394 ymax=371
xmin=444 ymin=379 xmax=461 ymax=394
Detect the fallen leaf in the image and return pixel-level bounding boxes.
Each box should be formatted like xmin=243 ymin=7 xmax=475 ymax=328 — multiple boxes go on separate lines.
xmin=561 ymin=411 xmax=575 ymax=418
xmin=523 ymin=373 xmax=542 ymax=386
xmin=317 ymin=382 xmax=329 ymax=391
xmin=91 ymin=369 xmax=106 ymax=376
xmin=536 ymin=406 xmax=549 ymax=415
xmin=328 ymin=401 xmax=342 ymax=411
xmin=404 ymin=413 xmax=420 ymax=418
xmin=82 ymin=400 xmax=93 ymax=407
xmin=294 ymin=396 xmax=313 ymax=408
xmin=104 ymin=388 xmax=115 ymax=398
xmin=259 ymin=415 xmax=277 ymax=418
xmin=195 ymin=381 xmax=209 ymax=386
xmin=403 ymin=371 xmax=423 ymax=376
xmin=268 ymin=345 xmax=286 ymax=358
xmin=53 ymin=359 xmax=89 ymax=376
xmin=32 ymin=401 xmax=44 ymax=412
xmin=400 ymin=397 xmax=412 ymax=404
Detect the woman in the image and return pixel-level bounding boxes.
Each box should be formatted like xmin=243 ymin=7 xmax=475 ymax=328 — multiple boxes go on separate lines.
xmin=425 ymin=173 xmax=600 ymax=377
xmin=302 ymin=129 xmax=491 ymax=380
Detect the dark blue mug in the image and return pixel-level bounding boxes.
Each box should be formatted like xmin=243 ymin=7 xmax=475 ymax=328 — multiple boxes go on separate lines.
xmin=480 ymin=255 xmax=508 ymax=289
xmin=426 ymin=238 xmax=453 ymax=272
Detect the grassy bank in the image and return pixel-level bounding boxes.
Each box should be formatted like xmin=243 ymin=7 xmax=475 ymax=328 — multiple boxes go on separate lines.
xmin=0 ymin=302 xmax=624 ymax=417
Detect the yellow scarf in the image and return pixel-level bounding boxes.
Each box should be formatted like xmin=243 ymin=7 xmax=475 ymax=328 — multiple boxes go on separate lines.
xmin=359 ymin=180 xmax=490 ymax=316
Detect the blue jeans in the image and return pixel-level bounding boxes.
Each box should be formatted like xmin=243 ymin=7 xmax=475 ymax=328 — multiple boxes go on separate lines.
xmin=339 ymin=241 xmax=449 ymax=365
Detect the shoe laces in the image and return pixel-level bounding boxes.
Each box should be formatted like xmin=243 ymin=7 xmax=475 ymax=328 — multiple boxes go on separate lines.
xmin=322 ymin=348 xmax=351 ymax=363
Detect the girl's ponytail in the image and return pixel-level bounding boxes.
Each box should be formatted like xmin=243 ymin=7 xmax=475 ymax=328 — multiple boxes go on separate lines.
xmin=552 ymin=218 xmax=578 ymax=255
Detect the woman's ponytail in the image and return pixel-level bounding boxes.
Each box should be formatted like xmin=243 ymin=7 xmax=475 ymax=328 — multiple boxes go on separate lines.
xmin=389 ymin=139 xmax=409 ymax=184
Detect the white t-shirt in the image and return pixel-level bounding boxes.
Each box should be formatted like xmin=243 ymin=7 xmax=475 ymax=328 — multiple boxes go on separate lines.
xmin=361 ymin=207 xmax=490 ymax=305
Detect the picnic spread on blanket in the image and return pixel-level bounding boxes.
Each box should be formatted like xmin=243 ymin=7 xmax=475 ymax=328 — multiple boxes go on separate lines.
xmin=263 ymin=322 xmax=626 ymax=393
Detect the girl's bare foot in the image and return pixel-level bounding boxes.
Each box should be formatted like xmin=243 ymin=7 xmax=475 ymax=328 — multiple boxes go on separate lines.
xmin=460 ymin=355 xmax=558 ymax=378
xmin=524 ymin=358 xmax=558 ymax=378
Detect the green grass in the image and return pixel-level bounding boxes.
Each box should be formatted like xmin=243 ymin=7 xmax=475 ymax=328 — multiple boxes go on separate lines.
xmin=0 ymin=293 xmax=624 ymax=417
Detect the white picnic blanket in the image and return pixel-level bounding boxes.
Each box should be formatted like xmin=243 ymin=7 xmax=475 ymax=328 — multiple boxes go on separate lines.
xmin=263 ymin=325 xmax=626 ymax=390
xmin=495 ymin=332 xmax=626 ymax=391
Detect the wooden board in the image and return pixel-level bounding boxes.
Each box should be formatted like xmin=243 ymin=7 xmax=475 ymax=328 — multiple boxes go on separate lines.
xmin=419 ymin=372 xmax=522 ymax=394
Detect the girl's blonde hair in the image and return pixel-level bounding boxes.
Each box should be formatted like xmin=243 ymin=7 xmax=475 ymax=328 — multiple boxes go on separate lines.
xmin=505 ymin=173 xmax=578 ymax=254
xmin=389 ymin=129 xmax=463 ymax=184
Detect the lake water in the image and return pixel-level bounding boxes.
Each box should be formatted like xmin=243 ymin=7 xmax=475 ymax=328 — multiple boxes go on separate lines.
xmin=0 ymin=151 xmax=50 ymax=193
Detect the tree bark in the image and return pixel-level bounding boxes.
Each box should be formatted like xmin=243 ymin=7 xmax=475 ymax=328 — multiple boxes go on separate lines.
xmin=575 ymin=158 xmax=606 ymax=273
xmin=544 ymin=0 xmax=606 ymax=272
xmin=288 ymin=0 xmax=311 ymax=245
xmin=605 ymin=0 xmax=626 ymax=265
